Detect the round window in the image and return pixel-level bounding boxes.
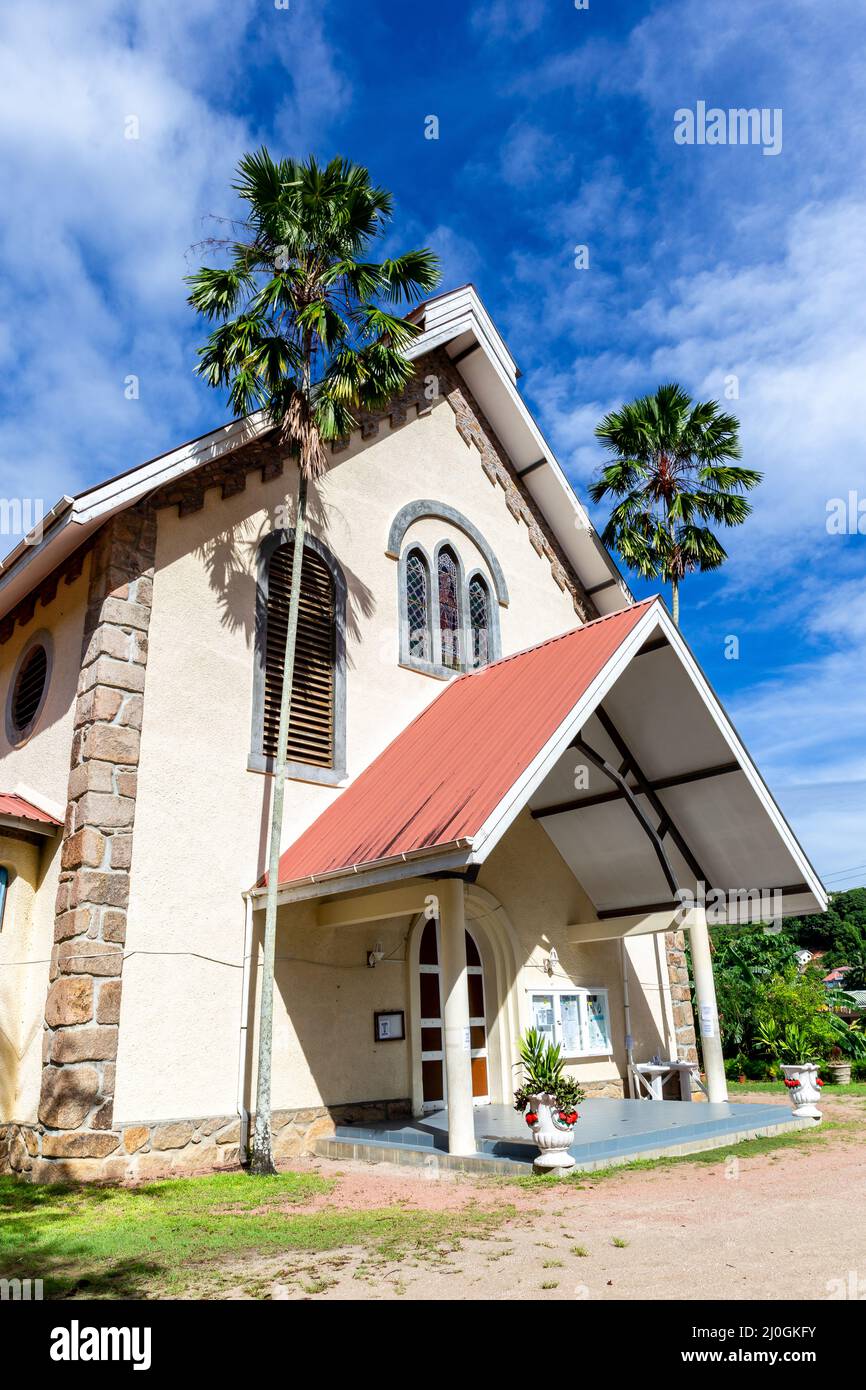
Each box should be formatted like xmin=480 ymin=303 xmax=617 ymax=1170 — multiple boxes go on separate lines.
xmin=9 ymin=639 xmax=50 ymax=739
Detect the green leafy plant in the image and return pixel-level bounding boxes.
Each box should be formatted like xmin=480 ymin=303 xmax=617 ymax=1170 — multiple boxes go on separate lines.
xmin=753 ymin=967 xmax=866 ymax=1063
xmin=590 ymin=384 xmax=759 ymax=625
xmin=513 ymin=1028 xmax=585 ymax=1114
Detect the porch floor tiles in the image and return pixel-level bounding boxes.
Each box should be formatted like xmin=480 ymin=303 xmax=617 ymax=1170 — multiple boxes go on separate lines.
xmin=318 ymin=1099 xmax=808 ymax=1174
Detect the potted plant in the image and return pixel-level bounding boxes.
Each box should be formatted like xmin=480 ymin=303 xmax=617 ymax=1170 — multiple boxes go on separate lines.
xmin=753 ymin=966 xmax=866 ymax=1120
xmin=755 ymin=1020 xmax=824 ymax=1120
xmin=514 ymin=1028 xmax=585 ymax=1174
xmin=826 ymin=1045 xmax=851 ymax=1086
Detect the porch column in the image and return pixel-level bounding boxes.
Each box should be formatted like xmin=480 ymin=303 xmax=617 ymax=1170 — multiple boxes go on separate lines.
xmin=688 ymin=904 xmax=728 ymax=1103
xmin=437 ymin=878 xmax=476 ymax=1155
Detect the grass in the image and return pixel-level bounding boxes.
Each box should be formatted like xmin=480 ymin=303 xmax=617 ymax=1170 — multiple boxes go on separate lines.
xmin=728 ymin=1080 xmax=866 ymax=1097
xmin=571 ymin=1245 xmax=589 ymax=1257
xmin=0 ymin=1171 xmax=512 ymax=1300
xmin=501 ymin=1114 xmax=856 ymax=1191
xmin=611 ymin=1236 xmax=629 ymax=1248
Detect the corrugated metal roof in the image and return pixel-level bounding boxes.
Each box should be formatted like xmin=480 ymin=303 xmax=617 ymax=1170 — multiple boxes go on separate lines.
xmin=0 ymin=793 xmax=62 ymax=826
xmin=275 ymin=599 xmax=657 ymax=887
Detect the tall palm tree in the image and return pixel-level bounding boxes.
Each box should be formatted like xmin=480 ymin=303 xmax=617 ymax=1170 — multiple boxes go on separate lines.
xmin=589 ymin=384 xmax=760 ymax=625
xmin=187 ymin=150 xmax=439 ymax=1173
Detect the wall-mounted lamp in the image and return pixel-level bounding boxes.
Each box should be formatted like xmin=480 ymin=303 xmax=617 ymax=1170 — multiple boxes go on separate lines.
xmin=544 ymin=946 xmax=559 ymax=978
xmin=367 ymin=942 xmax=384 ymax=969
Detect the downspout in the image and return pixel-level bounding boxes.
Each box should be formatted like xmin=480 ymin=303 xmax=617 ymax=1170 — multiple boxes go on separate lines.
xmin=621 ymin=938 xmax=635 ymax=1099
xmin=237 ymin=894 xmax=255 ymax=1163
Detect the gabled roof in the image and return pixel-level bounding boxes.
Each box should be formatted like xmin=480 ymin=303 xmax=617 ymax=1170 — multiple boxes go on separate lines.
xmin=260 ymin=598 xmax=826 ymax=923
xmin=0 ymin=286 xmax=629 ymax=625
xmin=271 ymin=602 xmax=653 ymax=891
xmin=0 ymin=792 xmax=62 ymax=835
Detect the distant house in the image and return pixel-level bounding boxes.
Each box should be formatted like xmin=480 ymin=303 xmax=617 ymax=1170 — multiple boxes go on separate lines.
xmin=795 ymin=948 xmax=813 ymax=967
xmin=824 ymin=966 xmax=851 ymax=989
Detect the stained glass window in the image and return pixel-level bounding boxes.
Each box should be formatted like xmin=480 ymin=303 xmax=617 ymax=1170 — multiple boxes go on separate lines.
xmin=438 ymin=547 xmax=461 ymax=669
xmin=468 ymin=574 xmax=491 ymax=668
xmin=406 ymin=550 xmax=430 ymax=661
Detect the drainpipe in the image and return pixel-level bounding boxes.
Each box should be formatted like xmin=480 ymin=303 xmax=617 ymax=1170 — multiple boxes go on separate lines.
xmin=621 ymin=938 xmax=635 ymax=1099
xmin=237 ymin=895 xmax=255 ymax=1162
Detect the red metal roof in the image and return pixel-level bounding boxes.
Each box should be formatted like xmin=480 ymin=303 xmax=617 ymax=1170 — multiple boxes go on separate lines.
xmin=274 ymin=599 xmax=657 ymax=888
xmin=0 ymin=793 xmax=62 ymax=826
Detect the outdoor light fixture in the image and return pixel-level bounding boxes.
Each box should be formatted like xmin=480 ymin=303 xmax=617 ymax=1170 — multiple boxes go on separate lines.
xmin=544 ymin=947 xmax=559 ymax=977
xmin=367 ymin=942 xmax=384 ymax=969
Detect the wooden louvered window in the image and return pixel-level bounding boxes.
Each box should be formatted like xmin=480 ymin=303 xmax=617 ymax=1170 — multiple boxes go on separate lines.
xmin=263 ymin=542 xmax=336 ymax=769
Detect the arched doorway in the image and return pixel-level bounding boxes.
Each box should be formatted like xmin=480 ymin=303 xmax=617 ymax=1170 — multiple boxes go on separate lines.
xmin=418 ymin=917 xmax=489 ymax=1111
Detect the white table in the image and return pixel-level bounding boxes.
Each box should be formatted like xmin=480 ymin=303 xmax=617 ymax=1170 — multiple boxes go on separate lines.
xmin=632 ymin=1060 xmax=707 ymax=1102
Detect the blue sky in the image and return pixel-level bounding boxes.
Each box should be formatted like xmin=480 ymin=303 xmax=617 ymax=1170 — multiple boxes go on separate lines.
xmin=1 ymin=0 xmax=864 ymax=888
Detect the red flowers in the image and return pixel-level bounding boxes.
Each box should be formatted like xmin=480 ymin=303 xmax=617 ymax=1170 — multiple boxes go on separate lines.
xmin=525 ymin=1112 xmax=539 ymax=1126
xmin=816 ymin=1079 xmax=824 ymax=1087
xmin=558 ymin=1110 xmax=579 ymax=1126
xmin=784 ymin=1078 xmax=801 ymax=1089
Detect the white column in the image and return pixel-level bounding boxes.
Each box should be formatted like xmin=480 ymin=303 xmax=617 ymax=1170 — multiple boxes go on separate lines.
xmin=437 ymin=878 xmax=476 ymax=1155
xmin=688 ymin=904 xmax=728 ymax=1103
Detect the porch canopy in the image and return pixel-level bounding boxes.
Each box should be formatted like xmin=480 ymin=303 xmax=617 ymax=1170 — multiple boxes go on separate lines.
xmin=259 ymin=596 xmax=826 ymax=925
xmin=251 ymin=596 xmax=826 ymax=1151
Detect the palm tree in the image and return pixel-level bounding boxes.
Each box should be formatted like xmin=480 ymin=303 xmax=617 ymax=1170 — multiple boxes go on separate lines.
xmin=187 ymin=150 xmax=439 ymax=1173
xmin=589 ymin=384 xmax=760 ymax=625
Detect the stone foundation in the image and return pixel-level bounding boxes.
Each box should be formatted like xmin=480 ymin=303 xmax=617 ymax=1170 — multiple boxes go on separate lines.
xmin=580 ymin=1078 xmax=625 ymax=1100
xmin=1 ymin=1099 xmax=411 ymax=1183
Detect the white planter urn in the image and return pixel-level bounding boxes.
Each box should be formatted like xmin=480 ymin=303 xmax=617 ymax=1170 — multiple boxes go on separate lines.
xmin=781 ymin=1063 xmax=822 ymax=1120
xmin=526 ymin=1093 xmax=576 ymax=1174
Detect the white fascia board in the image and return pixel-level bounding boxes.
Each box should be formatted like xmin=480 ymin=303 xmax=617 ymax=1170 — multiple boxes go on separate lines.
xmin=0 ymin=413 xmax=273 ymax=622
xmin=653 ymin=606 xmax=828 ymax=911
xmin=249 ymin=843 xmax=473 ymax=908
xmin=468 ymin=602 xmax=664 ymax=865
xmin=73 ymin=411 xmax=271 ymax=523
xmin=415 ymin=286 xmax=519 ymax=383
xmin=406 ymin=287 xmax=629 ymax=609
xmin=11 ymin=783 xmax=65 ymax=823
xmin=0 ymin=495 xmax=75 ymax=580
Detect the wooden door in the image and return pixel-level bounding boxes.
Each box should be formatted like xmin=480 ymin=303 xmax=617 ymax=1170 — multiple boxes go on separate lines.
xmin=419 ymin=918 xmax=489 ymax=1109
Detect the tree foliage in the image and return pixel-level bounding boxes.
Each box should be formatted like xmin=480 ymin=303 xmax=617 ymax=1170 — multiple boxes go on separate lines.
xmin=590 ymin=383 xmax=759 ymax=623
xmin=187 ymin=149 xmax=440 ymax=476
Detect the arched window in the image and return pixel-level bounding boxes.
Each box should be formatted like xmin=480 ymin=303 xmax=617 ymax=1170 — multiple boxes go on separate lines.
xmin=437 ymin=546 xmax=461 ymax=670
xmin=405 ymin=549 xmax=431 ymax=662
xmin=468 ymin=574 xmax=492 ymax=669
xmin=264 ymin=540 xmax=336 ymax=770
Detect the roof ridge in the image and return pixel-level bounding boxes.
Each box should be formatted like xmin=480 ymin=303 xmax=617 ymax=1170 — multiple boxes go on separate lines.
xmin=455 ymin=596 xmax=660 ymax=681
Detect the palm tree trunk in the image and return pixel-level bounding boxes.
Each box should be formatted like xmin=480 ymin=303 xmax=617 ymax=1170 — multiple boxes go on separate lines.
xmin=671 ymin=576 xmax=679 ymax=627
xmin=249 ymin=468 xmax=308 ymax=1175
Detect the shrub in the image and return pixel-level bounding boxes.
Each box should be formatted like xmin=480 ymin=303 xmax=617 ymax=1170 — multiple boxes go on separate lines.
xmin=513 ymin=1028 xmax=585 ymax=1114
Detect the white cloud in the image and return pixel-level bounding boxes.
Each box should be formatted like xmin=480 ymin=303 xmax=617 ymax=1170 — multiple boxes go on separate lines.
xmin=470 ymin=0 xmax=549 ymax=43
xmin=0 ymin=0 xmax=351 ymax=549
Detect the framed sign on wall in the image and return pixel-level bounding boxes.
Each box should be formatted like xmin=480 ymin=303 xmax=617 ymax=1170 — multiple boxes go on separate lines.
xmin=374 ymin=1010 xmax=406 ymax=1042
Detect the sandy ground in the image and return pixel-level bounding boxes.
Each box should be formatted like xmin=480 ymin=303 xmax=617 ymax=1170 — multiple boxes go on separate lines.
xmin=212 ymin=1094 xmax=866 ymax=1301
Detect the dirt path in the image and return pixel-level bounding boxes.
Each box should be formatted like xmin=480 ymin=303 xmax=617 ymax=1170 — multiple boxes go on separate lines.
xmin=211 ymin=1095 xmax=866 ymax=1301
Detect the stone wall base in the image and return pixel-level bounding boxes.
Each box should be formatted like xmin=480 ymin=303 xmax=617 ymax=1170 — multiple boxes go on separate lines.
xmin=580 ymin=1079 xmax=625 ymax=1100
xmin=1 ymin=1098 xmax=411 ymax=1184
